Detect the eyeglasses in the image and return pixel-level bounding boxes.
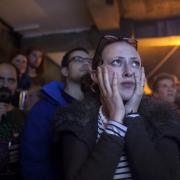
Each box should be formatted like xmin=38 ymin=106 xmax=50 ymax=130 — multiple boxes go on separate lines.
xmin=68 ymin=56 xmax=92 ymax=64
xmin=99 ymin=35 xmax=137 ymax=50
xmin=92 ymin=35 xmax=138 ymax=69
xmin=0 ymin=76 xmax=17 ymax=85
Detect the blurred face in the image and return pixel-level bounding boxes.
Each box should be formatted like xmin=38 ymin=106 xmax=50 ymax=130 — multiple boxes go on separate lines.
xmin=28 ymin=50 xmax=43 ymax=69
xmin=0 ymin=64 xmax=17 ymax=95
xmin=101 ymin=42 xmax=141 ymax=101
xmin=65 ymin=50 xmax=91 ymax=82
xmin=156 ymin=78 xmax=177 ymax=103
xmin=12 ymin=54 xmax=27 ymax=75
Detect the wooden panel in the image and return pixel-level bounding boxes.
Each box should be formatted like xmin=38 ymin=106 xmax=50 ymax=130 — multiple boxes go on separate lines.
xmin=86 ymin=0 xmax=120 ymax=30
xmin=0 ymin=21 xmax=20 ymax=61
xmin=120 ymin=0 xmax=180 ymax=20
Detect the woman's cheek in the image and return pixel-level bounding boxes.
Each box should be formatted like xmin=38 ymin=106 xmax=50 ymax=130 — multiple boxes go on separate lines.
xmin=107 ymin=65 xmax=121 ymax=82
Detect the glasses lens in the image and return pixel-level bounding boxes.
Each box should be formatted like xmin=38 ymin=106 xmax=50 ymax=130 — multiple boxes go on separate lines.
xmin=68 ymin=56 xmax=92 ymax=64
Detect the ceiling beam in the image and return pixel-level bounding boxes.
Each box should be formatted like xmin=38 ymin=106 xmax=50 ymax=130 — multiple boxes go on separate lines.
xmin=85 ymin=0 xmax=120 ymax=30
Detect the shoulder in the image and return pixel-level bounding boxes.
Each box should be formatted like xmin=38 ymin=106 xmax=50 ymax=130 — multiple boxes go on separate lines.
xmin=30 ymin=96 xmax=60 ymax=112
xmin=139 ymin=95 xmax=180 ymax=124
xmin=55 ymin=95 xmax=100 ymax=125
xmin=139 ymin=96 xmax=180 ymax=140
xmin=40 ymin=81 xmax=67 ymax=106
xmin=54 ymin=94 xmax=100 ymax=139
xmin=26 ymin=98 xmax=59 ymax=126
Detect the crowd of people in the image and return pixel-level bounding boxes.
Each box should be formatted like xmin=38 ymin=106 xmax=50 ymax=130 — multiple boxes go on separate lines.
xmin=0 ymin=35 xmax=180 ymax=180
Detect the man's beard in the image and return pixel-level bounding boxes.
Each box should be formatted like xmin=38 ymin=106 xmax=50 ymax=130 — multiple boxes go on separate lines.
xmin=0 ymin=87 xmax=14 ymax=103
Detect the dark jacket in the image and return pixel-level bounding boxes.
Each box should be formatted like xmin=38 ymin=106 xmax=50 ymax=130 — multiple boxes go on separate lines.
xmin=0 ymin=107 xmax=25 ymax=178
xmin=0 ymin=141 xmax=8 ymax=171
xmin=18 ymin=73 xmax=31 ymax=90
xmin=54 ymin=94 xmax=180 ymax=180
xmin=21 ymin=81 xmax=70 ymax=180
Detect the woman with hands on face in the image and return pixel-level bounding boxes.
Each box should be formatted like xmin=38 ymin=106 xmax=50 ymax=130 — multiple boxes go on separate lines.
xmin=54 ymin=35 xmax=180 ymax=180
xmin=96 ymin=65 xmax=145 ymax=125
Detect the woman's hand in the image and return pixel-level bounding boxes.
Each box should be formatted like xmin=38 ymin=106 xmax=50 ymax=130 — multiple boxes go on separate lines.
xmin=125 ymin=67 xmax=145 ymax=114
xmin=97 ymin=66 xmax=125 ymax=123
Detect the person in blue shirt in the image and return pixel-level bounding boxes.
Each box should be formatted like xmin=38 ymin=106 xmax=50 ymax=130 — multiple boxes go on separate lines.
xmin=21 ymin=47 xmax=92 ymax=180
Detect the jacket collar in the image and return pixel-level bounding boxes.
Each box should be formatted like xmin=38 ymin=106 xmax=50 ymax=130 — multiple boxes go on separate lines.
xmin=41 ymin=81 xmax=68 ymax=106
xmin=55 ymin=93 xmax=180 ymax=148
xmin=59 ymin=94 xmax=179 ymax=126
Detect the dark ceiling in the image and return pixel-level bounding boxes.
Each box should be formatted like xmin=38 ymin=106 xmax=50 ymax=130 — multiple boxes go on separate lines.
xmin=1 ymin=0 xmax=180 ymax=81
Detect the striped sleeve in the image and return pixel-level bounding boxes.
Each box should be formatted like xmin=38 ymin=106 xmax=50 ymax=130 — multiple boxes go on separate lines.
xmin=105 ymin=120 xmax=128 ymax=138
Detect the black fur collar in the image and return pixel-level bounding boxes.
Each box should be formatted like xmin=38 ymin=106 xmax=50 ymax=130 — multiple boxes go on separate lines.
xmin=55 ymin=94 xmax=179 ymax=126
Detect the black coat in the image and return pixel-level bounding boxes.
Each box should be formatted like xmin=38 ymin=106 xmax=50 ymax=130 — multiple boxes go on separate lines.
xmin=54 ymin=95 xmax=180 ymax=180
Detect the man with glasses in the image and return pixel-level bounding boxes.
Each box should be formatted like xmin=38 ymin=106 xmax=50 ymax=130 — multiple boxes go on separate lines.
xmin=54 ymin=35 xmax=180 ymax=180
xmin=0 ymin=62 xmax=25 ymax=179
xmin=21 ymin=48 xmax=92 ymax=180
